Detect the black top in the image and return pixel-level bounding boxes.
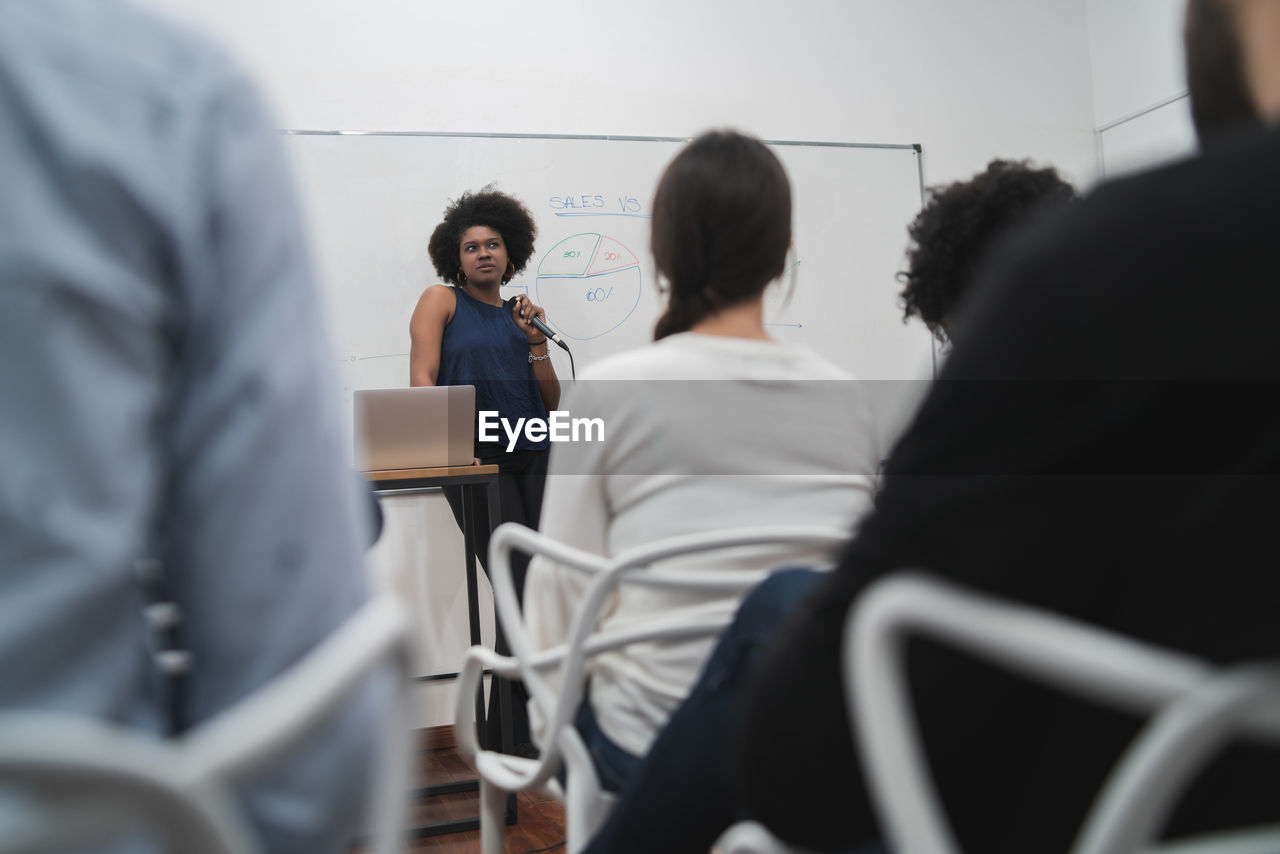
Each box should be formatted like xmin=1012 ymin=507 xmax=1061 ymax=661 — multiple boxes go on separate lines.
xmin=739 ymin=125 xmax=1280 ymax=852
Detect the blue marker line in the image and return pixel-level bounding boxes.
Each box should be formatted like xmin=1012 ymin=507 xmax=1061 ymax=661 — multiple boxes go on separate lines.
xmin=553 ymin=212 xmax=652 ymax=218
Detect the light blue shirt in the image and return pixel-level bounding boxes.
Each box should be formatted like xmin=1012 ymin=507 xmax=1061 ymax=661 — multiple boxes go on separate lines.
xmin=0 ymin=1 xmax=386 ymax=850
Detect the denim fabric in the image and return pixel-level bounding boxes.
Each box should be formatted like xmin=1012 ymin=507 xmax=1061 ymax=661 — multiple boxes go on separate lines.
xmin=580 ymin=568 xmax=827 ymax=854
xmin=574 ymin=698 xmax=644 ymax=794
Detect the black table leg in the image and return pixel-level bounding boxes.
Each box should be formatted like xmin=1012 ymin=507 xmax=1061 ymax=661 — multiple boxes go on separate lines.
xmin=460 ymin=483 xmax=487 ymax=740
xmin=480 ymin=482 xmax=519 ymax=825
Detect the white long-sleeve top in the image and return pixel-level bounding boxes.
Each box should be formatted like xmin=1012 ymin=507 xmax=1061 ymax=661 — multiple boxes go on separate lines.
xmin=525 ymin=332 xmax=879 ymax=757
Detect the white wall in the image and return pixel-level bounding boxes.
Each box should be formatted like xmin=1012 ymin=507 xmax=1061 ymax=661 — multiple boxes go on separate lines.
xmin=139 ymin=0 xmax=1101 ymax=727
xmin=142 ymin=0 xmax=1098 ymax=187
xmin=1087 ymin=0 xmax=1187 ymax=125
xmin=1086 ymin=0 xmax=1197 ymax=178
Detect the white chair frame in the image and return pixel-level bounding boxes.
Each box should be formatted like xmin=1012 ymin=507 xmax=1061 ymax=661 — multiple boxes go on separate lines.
xmin=846 ymin=572 xmax=1280 ymax=854
xmin=455 ymin=521 xmax=850 ymax=854
xmin=0 ymin=593 xmax=415 ymax=854
xmin=716 ymin=573 xmax=1280 ymax=854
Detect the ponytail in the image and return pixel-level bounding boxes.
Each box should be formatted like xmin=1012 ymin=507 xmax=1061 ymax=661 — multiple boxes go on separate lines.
xmin=654 ymin=288 xmax=717 ymax=340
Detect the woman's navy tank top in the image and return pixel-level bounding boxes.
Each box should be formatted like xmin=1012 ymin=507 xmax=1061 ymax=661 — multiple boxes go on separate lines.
xmin=436 ymin=287 xmax=548 ymax=457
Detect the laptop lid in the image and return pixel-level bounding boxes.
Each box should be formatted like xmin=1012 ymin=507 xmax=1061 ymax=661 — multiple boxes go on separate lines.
xmin=353 ymin=385 xmax=476 ymax=471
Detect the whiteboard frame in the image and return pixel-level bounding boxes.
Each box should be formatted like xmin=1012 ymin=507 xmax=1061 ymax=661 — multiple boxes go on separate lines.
xmin=280 ymin=128 xmax=921 ymax=153
xmin=280 ymin=128 xmax=934 ymax=376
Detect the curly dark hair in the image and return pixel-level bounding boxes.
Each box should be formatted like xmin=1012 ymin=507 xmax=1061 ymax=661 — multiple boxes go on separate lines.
xmin=427 ymin=187 xmax=538 ymax=285
xmin=899 ymin=159 xmax=1076 ymax=341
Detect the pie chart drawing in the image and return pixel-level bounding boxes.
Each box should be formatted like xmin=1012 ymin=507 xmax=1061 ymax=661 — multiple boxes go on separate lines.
xmin=534 ymin=233 xmax=642 ymax=341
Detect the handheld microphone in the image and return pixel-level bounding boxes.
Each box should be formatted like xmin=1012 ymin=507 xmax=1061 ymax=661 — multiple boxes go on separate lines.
xmin=505 ymin=296 xmax=570 ymax=351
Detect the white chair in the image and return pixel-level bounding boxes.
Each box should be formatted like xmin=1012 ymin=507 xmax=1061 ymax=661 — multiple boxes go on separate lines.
xmin=716 ymin=573 xmax=1280 ymax=854
xmin=846 ymin=572 xmax=1280 ymax=854
xmin=455 ymin=521 xmax=850 ymax=854
xmin=0 ymin=592 xmax=415 ymax=854
xmin=714 ymin=821 xmax=818 ymax=854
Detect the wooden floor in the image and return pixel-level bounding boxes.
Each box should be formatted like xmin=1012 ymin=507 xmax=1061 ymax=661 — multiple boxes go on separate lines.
xmin=407 ymin=744 xmax=566 ymax=854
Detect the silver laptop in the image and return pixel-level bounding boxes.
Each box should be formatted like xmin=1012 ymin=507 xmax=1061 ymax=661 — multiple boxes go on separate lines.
xmin=353 ymin=385 xmax=476 ymax=471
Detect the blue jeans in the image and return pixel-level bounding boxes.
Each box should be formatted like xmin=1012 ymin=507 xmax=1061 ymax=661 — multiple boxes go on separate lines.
xmin=579 ymin=568 xmax=832 ymax=854
xmin=573 ymin=697 xmax=643 ymax=795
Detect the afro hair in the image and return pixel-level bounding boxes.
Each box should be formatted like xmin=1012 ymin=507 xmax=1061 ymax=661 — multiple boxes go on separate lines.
xmin=898 ymin=159 xmax=1076 ymax=342
xmin=427 ymin=187 xmax=538 ymax=285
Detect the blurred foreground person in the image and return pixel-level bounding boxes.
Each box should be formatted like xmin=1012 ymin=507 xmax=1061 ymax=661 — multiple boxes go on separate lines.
xmin=0 ymin=2 xmax=388 ymax=851
xmin=740 ymin=1 xmax=1280 ymax=850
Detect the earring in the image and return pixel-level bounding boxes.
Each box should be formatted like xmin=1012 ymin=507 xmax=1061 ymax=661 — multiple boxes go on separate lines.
xmin=458 ymin=271 xmax=467 ymax=285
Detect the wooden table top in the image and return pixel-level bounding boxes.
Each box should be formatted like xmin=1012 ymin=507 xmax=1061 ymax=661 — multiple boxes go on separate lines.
xmin=363 ymin=464 xmax=499 ymax=481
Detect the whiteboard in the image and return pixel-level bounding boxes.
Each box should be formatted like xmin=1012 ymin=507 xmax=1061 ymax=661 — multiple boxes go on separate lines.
xmin=282 ymin=132 xmax=932 ymax=450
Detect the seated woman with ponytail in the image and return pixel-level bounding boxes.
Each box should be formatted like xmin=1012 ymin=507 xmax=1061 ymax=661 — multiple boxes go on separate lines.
xmin=523 ymin=130 xmax=880 ymax=797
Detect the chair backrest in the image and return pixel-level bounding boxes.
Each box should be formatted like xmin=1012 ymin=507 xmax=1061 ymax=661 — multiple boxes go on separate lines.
xmin=714 ymin=820 xmax=819 ymax=854
xmin=843 ymin=572 xmax=1280 ymax=854
xmin=456 ymin=521 xmax=850 ymax=854
xmin=0 ymin=593 xmax=414 ymax=854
